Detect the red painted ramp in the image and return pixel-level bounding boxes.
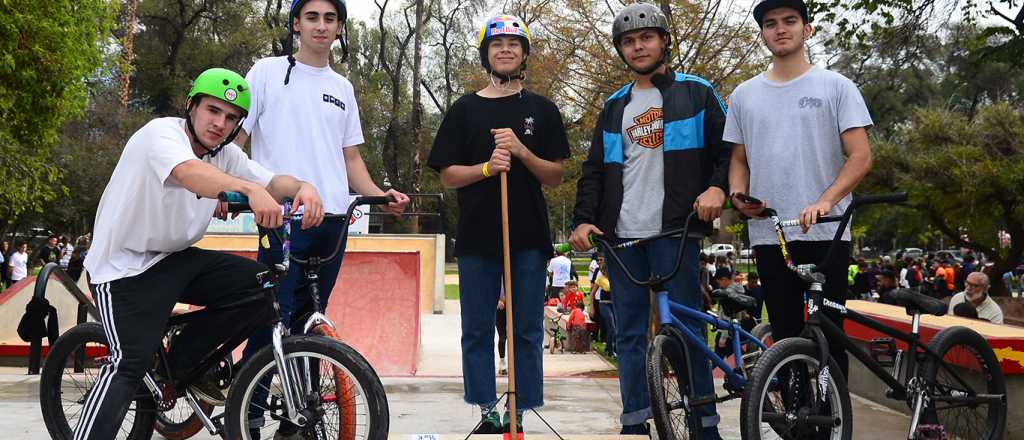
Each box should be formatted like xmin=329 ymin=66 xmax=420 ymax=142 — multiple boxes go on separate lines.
xmin=327 ymin=251 xmax=420 ymax=376
xmin=232 ymin=250 xmax=420 ymax=377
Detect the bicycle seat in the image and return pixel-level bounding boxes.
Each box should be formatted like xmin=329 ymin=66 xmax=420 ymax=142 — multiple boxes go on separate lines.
xmin=711 ymin=289 xmax=759 ymax=316
xmin=882 ymin=288 xmax=947 ymax=317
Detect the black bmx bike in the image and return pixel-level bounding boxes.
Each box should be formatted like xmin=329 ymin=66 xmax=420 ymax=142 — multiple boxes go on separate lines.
xmin=738 ymin=192 xmax=1007 ymax=440
xmin=39 ymin=194 xmax=392 ymax=440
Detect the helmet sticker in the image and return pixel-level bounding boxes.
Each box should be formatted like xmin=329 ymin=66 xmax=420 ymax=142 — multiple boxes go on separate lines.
xmin=224 ymin=88 xmax=237 ymax=102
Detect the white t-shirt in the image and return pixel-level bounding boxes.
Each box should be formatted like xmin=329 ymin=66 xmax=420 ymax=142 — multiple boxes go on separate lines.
xmin=243 ymin=56 xmax=364 ymax=214
xmin=8 ymin=251 xmax=27 ymax=281
xmin=59 ymin=244 xmax=74 ymax=268
xmin=588 ymin=259 xmax=599 ymax=281
xmin=84 ymin=118 xmax=274 ymax=284
xmin=948 ymin=292 xmax=1004 ymax=325
xmin=547 ymin=255 xmax=573 ymax=288
xmin=723 ymin=67 xmax=873 ymax=246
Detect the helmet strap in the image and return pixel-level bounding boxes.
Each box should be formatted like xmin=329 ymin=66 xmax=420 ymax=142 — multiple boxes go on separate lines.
xmin=185 ymin=99 xmax=246 ymax=159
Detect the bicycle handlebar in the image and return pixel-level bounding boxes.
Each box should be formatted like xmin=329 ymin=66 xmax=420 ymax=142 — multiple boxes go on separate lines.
xmin=216 ymin=191 xmax=395 ymax=267
xmin=592 ymin=211 xmax=698 ymax=289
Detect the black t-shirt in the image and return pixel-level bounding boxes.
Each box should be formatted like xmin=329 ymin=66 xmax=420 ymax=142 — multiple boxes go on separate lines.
xmin=428 ymin=90 xmax=571 ymax=256
xmin=37 ymin=246 xmax=59 ymax=264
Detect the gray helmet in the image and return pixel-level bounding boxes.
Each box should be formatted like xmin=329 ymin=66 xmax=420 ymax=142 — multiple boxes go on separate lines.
xmin=612 ymin=3 xmax=670 ymax=46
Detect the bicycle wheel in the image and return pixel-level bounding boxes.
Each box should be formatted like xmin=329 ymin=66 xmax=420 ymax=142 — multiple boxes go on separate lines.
xmin=646 ymin=329 xmax=701 ymax=440
xmin=739 ymin=337 xmax=852 ymax=440
xmin=919 ymin=326 xmax=1006 ymax=440
xmin=154 ymin=397 xmax=213 ymax=440
xmin=751 ymin=322 xmax=774 ymax=348
xmin=311 ymin=324 xmax=358 ymax=440
xmin=224 ymin=335 xmax=389 ymax=440
xmin=39 ymin=322 xmax=156 ymax=440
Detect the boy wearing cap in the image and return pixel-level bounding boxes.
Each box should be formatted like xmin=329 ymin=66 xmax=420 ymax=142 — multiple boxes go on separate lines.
xmin=726 ymin=0 xmax=873 ymax=377
xmin=75 ymin=68 xmax=323 ymax=440
xmin=427 ymin=14 xmax=571 ymax=433
xmin=570 ymin=3 xmax=730 ymax=436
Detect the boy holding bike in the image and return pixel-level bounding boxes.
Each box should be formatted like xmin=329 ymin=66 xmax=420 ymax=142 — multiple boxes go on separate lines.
xmin=570 ymin=3 xmax=730 ymax=435
xmin=725 ymin=0 xmax=873 ymax=377
xmin=232 ymin=0 xmax=408 ymax=399
xmin=77 ymin=68 xmax=324 ymax=440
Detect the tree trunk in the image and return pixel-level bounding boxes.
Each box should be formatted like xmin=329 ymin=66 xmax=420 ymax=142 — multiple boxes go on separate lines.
xmin=119 ymin=0 xmax=140 ymax=109
xmin=410 ymin=0 xmax=425 ymax=233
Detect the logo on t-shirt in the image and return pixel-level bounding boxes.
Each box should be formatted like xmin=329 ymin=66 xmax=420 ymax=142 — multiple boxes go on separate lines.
xmin=524 ymin=117 xmax=535 ymax=135
xmin=323 ymin=94 xmax=346 ymax=110
xmin=626 ymin=107 xmax=664 ymax=149
xmin=799 ymin=97 xmax=823 ymax=109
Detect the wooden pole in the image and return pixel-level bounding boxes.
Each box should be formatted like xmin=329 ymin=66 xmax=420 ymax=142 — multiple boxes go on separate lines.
xmin=500 ymin=172 xmax=519 ymax=437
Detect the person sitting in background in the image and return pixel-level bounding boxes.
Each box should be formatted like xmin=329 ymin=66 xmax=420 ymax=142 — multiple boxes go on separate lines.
xmin=566 ymin=302 xmax=591 ymax=353
xmin=712 ymin=268 xmax=756 ymax=359
xmin=745 ymin=272 xmax=764 ymax=318
xmin=875 ymin=268 xmax=899 ymax=305
xmin=947 ymin=272 xmax=1003 ymax=324
xmin=952 ymin=302 xmax=980 ymax=320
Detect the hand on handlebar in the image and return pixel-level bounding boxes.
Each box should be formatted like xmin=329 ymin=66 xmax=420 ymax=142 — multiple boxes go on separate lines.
xmin=381 ymin=189 xmax=410 ymax=216
xmin=570 ymin=223 xmax=603 ymax=252
xmin=731 ymin=194 xmax=768 ymax=219
xmin=799 ymin=200 xmax=835 ymax=233
xmin=249 ymin=187 xmax=284 ymax=229
xmin=693 ymin=187 xmax=726 ymax=222
xmin=292 ymin=182 xmax=324 ymax=230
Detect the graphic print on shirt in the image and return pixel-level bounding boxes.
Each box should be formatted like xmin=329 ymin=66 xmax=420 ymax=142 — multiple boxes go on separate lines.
xmin=626 ymin=107 xmax=663 ymax=148
xmin=523 ymin=116 xmax=535 ymax=135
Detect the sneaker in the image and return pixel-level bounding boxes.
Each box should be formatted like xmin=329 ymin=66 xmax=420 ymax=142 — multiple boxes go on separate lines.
xmin=273 ymin=430 xmax=306 ymax=440
xmin=473 ymin=410 xmax=502 ymax=434
xmin=498 ymin=358 xmax=507 ymax=375
xmin=620 ymin=422 xmax=650 ymax=436
xmin=501 ymin=410 xmax=524 ymax=433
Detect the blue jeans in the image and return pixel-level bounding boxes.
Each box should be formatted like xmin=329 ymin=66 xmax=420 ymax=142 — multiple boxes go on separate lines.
xmin=243 ymin=218 xmax=347 ymax=424
xmin=458 ymin=248 xmax=546 ymax=410
xmin=606 ymin=237 xmax=719 ymax=430
xmin=598 ymin=301 xmax=616 ymax=355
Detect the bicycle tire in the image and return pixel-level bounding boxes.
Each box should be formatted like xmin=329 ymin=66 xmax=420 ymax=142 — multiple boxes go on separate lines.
xmin=154 ymin=398 xmax=213 ymax=440
xmin=224 ymin=335 xmax=389 ymax=440
xmin=739 ymin=337 xmax=852 ymax=440
xmin=39 ymin=322 xmax=157 ymax=440
xmin=311 ymin=324 xmax=358 ymax=440
xmin=646 ymin=329 xmax=701 ymax=440
xmin=919 ymin=326 xmax=1007 ymax=440
xmin=751 ymin=322 xmax=773 ymax=348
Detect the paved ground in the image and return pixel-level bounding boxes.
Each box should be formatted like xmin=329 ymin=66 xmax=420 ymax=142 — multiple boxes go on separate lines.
xmin=0 ymin=300 xmax=913 ymax=439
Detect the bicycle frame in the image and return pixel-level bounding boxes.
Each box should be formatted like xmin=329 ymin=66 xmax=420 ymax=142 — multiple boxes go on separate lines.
xmin=656 ymin=290 xmax=768 ymax=389
xmin=762 ymin=192 xmax=1005 ymax=436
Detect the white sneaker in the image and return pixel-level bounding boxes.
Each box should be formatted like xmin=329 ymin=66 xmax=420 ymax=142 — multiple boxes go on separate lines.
xmin=498 ymin=358 xmax=507 ymax=375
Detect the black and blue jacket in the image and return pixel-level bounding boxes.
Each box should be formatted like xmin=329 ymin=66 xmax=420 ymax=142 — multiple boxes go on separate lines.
xmin=572 ymin=69 xmax=731 ymax=239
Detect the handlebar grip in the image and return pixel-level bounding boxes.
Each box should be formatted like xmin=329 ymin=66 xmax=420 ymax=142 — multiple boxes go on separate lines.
xmin=817 ymin=215 xmax=843 ymax=223
xmin=355 ymin=195 xmax=395 ymax=206
xmin=218 ymin=191 xmax=248 ymax=204
xmin=854 ymin=192 xmax=907 ymax=206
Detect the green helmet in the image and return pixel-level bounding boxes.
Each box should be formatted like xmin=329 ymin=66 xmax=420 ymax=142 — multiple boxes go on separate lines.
xmin=187 ymin=68 xmax=250 ymax=115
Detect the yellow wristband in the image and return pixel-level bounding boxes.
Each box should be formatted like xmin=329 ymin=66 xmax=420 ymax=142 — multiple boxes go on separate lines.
xmin=482 ymin=162 xmax=491 ymax=177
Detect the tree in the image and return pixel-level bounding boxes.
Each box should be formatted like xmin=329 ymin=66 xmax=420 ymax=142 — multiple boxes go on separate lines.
xmin=864 ymin=103 xmax=1024 ymax=296
xmin=0 ymin=0 xmax=116 ymax=234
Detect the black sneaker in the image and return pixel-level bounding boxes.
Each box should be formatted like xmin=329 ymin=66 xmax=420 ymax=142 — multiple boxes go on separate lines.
xmin=473 ymin=410 xmax=502 ymax=434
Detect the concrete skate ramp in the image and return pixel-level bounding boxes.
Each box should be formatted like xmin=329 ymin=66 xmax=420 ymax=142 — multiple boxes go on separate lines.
xmin=223 ymin=248 xmax=421 ymax=377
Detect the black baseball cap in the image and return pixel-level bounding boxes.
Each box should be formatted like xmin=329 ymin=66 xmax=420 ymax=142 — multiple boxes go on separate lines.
xmin=753 ymin=0 xmax=809 ymax=27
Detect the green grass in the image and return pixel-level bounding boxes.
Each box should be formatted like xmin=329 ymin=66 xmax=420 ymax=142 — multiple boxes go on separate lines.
xmin=445 ymin=284 xmax=460 ymax=300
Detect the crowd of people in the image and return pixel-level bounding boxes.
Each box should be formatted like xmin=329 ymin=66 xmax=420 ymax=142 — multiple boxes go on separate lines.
xmin=0 ymin=233 xmax=90 ymax=289
xmin=850 ymin=252 xmax=1007 ymax=324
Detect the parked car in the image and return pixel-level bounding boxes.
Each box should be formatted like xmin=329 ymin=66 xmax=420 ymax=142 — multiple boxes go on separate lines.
xmin=703 ymin=243 xmax=735 ymax=258
xmin=891 ymin=247 xmax=924 ymax=260
xmin=935 ymin=249 xmax=964 ymax=263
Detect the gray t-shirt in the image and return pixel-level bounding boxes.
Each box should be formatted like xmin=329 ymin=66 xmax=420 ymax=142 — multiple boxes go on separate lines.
xmin=723 ymin=67 xmax=872 ymax=246
xmin=617 ymin=86 xmax=665 ymax=238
